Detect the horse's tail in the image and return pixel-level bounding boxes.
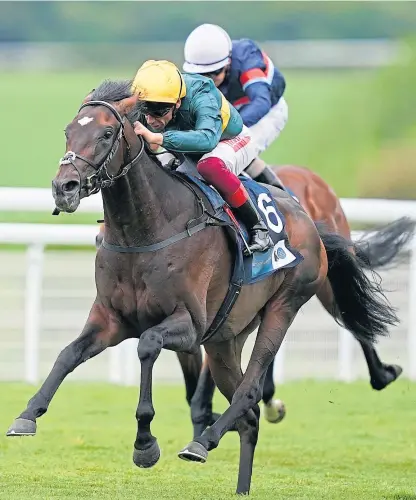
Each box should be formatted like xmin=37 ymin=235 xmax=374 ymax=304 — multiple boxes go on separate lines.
xmin=316 ymin=222 xmax=399 ymax=344
xmin=354 ymin=217 xmax=415 ymax=270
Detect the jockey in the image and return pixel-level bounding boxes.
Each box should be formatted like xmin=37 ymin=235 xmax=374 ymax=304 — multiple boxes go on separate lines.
xmin=183 ymin=24 xmax=287 ymax=190
xmin=130 ymin=59 xmax=273 ymax=254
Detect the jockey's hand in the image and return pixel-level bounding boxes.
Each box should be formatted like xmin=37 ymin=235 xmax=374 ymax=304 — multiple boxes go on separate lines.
xmin=133 ymin=121 xmax=163 ymax=148
xmin=147 ymin=143 xmax=161 ymax=153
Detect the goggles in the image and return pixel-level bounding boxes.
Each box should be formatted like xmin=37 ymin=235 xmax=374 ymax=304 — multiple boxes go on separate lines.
xmin=200 ymin=67 xmax=225 ymax=79
xmin=141 ymin=101 xmax=174 ymax=118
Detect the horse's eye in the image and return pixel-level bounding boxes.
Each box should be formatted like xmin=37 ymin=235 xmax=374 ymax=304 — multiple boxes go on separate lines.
xmin=104 ymin=130 xmax=113 ymax=139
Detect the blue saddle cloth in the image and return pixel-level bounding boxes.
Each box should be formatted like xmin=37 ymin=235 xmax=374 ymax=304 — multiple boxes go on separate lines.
xmin=182 ymin=173 xmax=304 ymax=285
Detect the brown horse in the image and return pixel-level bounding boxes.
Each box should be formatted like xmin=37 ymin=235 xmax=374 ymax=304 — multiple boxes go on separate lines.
xmin=265 ymin=165 xmax=411 ymax=406
xmin=6 ymin=80 xmax=400 ymax=495
xmin=185 ymin=165 xmax=414 ymax=436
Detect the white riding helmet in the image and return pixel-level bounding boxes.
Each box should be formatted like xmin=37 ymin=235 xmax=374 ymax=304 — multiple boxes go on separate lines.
xmin=183 ymin=24 xmax=232 ymax=74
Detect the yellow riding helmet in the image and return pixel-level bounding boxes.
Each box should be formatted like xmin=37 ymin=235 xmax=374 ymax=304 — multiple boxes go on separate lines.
xmin=131 ymin=60 xmax=186 ymax=104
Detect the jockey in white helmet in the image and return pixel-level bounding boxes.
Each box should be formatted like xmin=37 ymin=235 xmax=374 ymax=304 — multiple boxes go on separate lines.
xmin=183 ymin=23 xmax=288 ymax=190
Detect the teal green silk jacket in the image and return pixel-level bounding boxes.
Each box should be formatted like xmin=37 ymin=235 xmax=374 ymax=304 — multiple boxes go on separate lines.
xmin=160 ymin=73 xmax=243 ymax=153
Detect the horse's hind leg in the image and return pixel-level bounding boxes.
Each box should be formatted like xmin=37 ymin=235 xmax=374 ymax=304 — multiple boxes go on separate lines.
xmin=6 ymin=302 xmax=121 ymax=437
xmin=317 ymin=279 xmax=402 ymax=389
xmin=359 ymin=340 xmax=402 ymax=390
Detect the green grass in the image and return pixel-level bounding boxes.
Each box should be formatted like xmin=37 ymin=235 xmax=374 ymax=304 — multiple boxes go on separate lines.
xmin=0 ymin=69 xmax=379 ymax=226
xmin=1 ymin=381 xmax=415 ymax=499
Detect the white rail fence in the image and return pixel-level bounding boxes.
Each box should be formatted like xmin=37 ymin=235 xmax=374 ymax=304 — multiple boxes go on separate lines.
xmin=1 ymin=187 xmax=416 ymax=385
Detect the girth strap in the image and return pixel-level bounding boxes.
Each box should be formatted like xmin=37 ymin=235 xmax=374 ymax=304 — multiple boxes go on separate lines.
xmin=200 ymin=232 xmax=244 ymax=343
xmin=101 ymin=220 xmax=208 ymax=253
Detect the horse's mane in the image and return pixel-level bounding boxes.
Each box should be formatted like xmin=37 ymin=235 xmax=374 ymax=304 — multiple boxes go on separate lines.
xmin=90 ymin=79 xmax=142 ymax=125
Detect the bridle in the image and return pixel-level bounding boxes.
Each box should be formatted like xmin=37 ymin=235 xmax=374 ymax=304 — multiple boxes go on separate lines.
xmin=59 ymin=100 xmax=145 ymax=197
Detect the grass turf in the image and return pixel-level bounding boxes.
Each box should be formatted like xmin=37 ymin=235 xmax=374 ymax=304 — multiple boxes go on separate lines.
xmin=0 ymin=380 xmax=415 ymax=499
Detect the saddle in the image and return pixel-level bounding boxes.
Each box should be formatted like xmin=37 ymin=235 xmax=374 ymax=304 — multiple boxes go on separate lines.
xmin=151 ymin=148 xmax=300 ymax=203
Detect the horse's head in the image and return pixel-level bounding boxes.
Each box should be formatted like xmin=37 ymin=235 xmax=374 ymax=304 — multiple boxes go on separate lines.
xmin=52 ymin=84 xmax=142 ymax=213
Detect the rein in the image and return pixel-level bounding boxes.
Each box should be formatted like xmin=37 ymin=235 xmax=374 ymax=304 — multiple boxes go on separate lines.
xmin=101 ymin=221 xmax=209 ymax=253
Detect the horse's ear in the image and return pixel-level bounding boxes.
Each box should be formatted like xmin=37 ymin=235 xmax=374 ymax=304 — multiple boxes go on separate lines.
xmin=82 ymin=89 xmax=95 ymax=104
xmin=116 ymin=94 xmax=139 ymax=115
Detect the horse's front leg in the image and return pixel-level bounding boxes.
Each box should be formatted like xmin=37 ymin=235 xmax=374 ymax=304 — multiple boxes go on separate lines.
xmin=6 ymin=302 xmax=123 ymax=437
xmin=133 ymin=307 xmax=197 ymax=468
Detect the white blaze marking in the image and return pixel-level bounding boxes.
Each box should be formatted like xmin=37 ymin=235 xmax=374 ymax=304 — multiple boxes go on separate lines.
xmin=78 ymin=116 xmax=94 ymax=126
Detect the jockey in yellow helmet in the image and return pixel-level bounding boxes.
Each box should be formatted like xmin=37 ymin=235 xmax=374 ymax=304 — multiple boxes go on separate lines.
xmin=131 ymin=60 xmax=273 ymax=254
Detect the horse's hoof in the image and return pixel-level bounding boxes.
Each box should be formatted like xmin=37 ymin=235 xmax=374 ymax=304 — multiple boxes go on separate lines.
xmin=6 ymin=418 xmax=37 ymax=437
xmin=264 ymin=399 xmax=286 ymax=423
xmin=178 ymin=441 xmax=208 ymax=463
xmin=133 ymin=440 xmax=160 ymax=468
xmin=371 ymin=364 xmax=403 ymax=391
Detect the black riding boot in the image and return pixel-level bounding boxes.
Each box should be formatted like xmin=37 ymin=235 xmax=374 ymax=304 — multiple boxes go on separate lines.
xmin=254 ymin=165 xmax=286 ymax=191
xmin=234 ymin=196 xmax=274 ymax=255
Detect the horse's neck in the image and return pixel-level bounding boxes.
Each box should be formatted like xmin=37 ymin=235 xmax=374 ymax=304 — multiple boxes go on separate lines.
xmin=101 ymin=155 xmax=192 ymax=246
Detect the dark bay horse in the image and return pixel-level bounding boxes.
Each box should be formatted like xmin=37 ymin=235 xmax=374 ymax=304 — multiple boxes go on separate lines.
xmin=6 ymin=80 xmax=400 ymax=495
xmin=263 ymin=166 xmax=413 ymax=414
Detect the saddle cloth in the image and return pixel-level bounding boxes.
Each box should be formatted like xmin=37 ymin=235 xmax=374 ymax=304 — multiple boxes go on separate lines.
xmin=175 ymin=157 xmax=304 ymax=285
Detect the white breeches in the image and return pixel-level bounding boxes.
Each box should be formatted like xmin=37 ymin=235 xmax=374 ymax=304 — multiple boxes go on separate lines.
xmin=249 ymin=97 xmax=288 ymax=156
xmin=200 ymin=125 xmax=256 ymax=175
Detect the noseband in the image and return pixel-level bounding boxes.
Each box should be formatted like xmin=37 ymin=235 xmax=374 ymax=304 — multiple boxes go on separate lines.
xmin=59 ymin=100 xmax=144 ymax=196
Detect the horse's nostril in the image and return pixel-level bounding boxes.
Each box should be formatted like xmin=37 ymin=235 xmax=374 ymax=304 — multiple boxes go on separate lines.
xmin=63 ymin=180 xmax=79 ymax=193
